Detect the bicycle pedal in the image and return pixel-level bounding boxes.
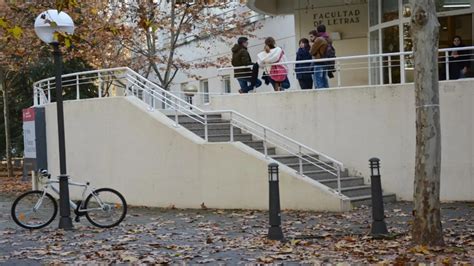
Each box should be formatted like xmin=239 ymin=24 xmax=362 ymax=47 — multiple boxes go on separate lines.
xmin=74 ymin=216 xmax=80 ymax=223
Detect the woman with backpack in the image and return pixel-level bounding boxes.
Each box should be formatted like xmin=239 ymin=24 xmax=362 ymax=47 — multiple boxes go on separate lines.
xmin=295 ymin=38 xmax=313 ymax=90
xmin=257 ymin=37 xmax=290 ymax=91
xmin=309 ymin=25 xmax=332 ymax=89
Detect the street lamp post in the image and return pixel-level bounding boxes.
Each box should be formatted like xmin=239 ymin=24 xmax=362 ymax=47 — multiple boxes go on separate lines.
xmin=34 ymin=10 xmax=75 ymax=230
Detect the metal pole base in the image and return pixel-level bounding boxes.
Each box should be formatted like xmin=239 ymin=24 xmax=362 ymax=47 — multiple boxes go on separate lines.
xmin=59 ymin=217 xmax=74 ymax=230
xmin=58 ymin=175 xmax=73 ymax=230
xmin=268 ymin=226 xmax=284 ymax=241
xmin=371 ymin=220 xmax=388 ymax=236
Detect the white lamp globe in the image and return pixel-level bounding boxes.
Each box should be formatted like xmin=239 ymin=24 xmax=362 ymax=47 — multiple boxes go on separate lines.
xmin=34 ymin=10 xmax=75 ymax=44
xmin=183 ymin=84 xmax=198 ymax=96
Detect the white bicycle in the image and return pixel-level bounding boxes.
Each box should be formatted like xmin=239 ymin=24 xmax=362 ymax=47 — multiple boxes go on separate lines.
xmin=11 ymin=170 xmax=127 ymax=229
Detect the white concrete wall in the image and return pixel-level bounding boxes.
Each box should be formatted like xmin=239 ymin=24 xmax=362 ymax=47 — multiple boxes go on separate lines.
xmin=209 ymin=80 xmax=474 ymax=201
xmin=44 ymin=97 xmax=350 ymax=211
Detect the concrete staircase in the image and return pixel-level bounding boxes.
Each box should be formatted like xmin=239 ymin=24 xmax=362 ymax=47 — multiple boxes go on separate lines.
xmin=171 ymin=114 xmax=396 ymax=207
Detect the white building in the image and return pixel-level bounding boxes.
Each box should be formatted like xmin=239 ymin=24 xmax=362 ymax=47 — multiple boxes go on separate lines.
xmin=31 ymin=0 xmax=474 ymax=211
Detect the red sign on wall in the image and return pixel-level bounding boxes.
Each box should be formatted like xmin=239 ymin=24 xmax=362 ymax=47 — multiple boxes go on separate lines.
xmin=23 ymin=108 xmax=35 ymax=122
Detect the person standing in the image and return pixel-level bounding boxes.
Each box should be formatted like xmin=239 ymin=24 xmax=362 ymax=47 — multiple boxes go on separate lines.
xmin=295 ymin=38 xmax=313 ymax=90
xmin=231 ymin=37 xmax=262 ymax=93
xmin=449 ymin=35 xmax=470 ymax=80
xmin=309 ymin=25 xmax=331 ymax=89
xmin=257 ymin=37 xmax=290 ymax=91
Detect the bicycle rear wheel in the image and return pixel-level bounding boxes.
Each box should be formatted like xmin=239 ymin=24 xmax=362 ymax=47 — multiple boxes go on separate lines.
xmin=84 ymin=188 xmax=127 ymax=228
xmin=11 ymin=190 xmax=58 ymax=229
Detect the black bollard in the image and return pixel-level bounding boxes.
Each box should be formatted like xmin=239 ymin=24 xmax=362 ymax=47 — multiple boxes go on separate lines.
xmin=267 ymin=163 xmax=284 ymax=240
xmin=369 ymin=158 xmax=388 ymax=236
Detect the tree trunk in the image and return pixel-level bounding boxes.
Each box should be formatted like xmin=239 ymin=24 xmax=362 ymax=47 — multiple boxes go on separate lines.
xmin=0 ymin=73 xmax=13 ymax=179
xmin=410 ymin=0 xmax=444 ymax=246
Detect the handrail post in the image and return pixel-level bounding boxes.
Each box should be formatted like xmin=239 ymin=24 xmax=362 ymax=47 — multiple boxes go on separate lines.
xmin=379 ymin=55 xmax=384 ymax=85
xmin=47 ymin=80 xmax=51 ymax=103
xmin=400 ymin=54 xmax=406 ymax=84
xmin=445 ymin=51 xmax=450 ymax=81
xmin=98 ymin=72 xmax=102 ymax=98
xmin=149 ymin=90 xmax=155 ymax=111
xmin=124 ymin=72 xmax=129 ymax=96
xmin=33 ymin=87 xmax=39 ymax=106
xmin=263 ymin=128 xmax=268 ymax=158
xmin=337 ymin=166 xmax=342 ymax=195
xmin=204 ymin=114 xmax=209 ymax=141
xmin=336 ymin=61 xmax=341 ymax=87
xmin=388 ymin=56 xmax=393 ymax=84
xmin=174 ymin=97 xmax=179 ymax=126
xmin=76 ymin=75 xmax=80 ymax=100
xmin=152 ymin=89 xmax=155 ymax=109
xmin=298 ymin=146 xmax=303 ymax=175
xmin=132 ymin=76 xmax=136 ymax=96
xmin=230 ymin=112 xmax=234 ymax=142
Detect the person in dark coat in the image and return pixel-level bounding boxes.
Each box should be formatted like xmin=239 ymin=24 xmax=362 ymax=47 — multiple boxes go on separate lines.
xmin=231 ymin=37 xmax=262 ymax=93
xmin=295 ymin=38 xmax=313 ymax=90
xmin=449 ymin=35 xmax=470 ymax=80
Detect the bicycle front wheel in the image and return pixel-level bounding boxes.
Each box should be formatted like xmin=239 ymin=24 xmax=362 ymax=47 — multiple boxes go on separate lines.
xmin=84 ymin=188 xmax=127 ymax=228
xmin=11 ymin=190 xmax=58 ymax=229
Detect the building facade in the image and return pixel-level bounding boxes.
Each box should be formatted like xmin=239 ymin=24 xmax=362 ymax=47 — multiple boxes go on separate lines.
xmin=247 ymin=0 xmax=473 ymax=85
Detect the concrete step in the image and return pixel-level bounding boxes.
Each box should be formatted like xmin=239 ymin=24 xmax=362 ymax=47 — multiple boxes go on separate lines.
xmin=167 ymin=114 xmax=222 ymax=124
xmin=340 ymin=185 xmax=372 ymax=197
xmin=242 ymin=140 xmax=269 ymax=150
xmin=271 ymin=154 xmax=323 ymax=164
xmin=191 ymin=127 xmax=243 ymax=136
xmin=286 ymin=162 xmax=335 ymax=172
xmin=204 ymin=134 xmax=253 ymax=142
xmin=319 ymin=177 xmax=366 ymax=189
xmin=350 ymin=193 xmax=397 ymax=207
xmin=254 ymin=147 xmax=276 ymax=155
xmin=180 ymin=121 xmax=231 ymax=130
xmin=302 ymin=170 xmax=348 ymax=180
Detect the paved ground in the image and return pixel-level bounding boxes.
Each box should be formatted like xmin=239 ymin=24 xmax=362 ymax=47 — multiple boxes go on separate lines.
xmin=0 ymin=192 xmax=473 ymax=264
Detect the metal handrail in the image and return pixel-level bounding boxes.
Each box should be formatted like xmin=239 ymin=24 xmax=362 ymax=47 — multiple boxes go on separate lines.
xmin=219 ymin=46 xmax=474 ymax=70
xmin=33 ymin=66 xmax=346 ymax=195
xmin=218 ymin=46 xmax=474 ymax=87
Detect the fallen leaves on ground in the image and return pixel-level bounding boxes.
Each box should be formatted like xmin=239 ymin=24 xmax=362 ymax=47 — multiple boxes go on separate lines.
xmin=0 ymin=201 xmax=472 ymax=264
xmin=0 ymin=177 xmax=31 ymax=195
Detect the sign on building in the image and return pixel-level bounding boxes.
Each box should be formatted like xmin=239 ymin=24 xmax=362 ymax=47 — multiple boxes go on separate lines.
xmin=22 ymin=107 xmax=48 ymax=180
xmin=23 ymin=108 xmax=36 ymax=159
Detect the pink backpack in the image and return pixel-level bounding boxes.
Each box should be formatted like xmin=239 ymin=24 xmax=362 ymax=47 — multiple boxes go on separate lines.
xmin=269 ymin=51 xmax=288 ymax=82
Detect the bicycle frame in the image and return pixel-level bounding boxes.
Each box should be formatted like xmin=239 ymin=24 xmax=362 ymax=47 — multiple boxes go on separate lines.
xmin=37 ymin=178 xmax=106 ymax=213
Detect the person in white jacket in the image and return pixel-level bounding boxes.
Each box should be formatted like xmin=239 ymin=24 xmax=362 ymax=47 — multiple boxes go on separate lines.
xmin=257 ymin=37 xmax=290 ymax=91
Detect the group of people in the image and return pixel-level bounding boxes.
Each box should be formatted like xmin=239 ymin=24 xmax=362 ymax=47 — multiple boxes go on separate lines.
xmin=231 ymin=24 xmax=334 ymax=93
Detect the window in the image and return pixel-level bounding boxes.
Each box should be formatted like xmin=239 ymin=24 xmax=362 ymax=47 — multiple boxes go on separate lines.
xmin=382 ymin=0 xmax=399 ymax=22
xmin=382 ymin=25 xmax=400 ymax=84
xmin=200 ymin=80 xmax=209 ymax=104
xmin=369 ymin=30 xmax=381 ymax=85
xmin=437 ymin=0 xmax=471 ymax=12
xmin=369 ymin=0 xmax=379 ymax=26
xmin=181 ymin=82 xmax=188 ymax=89
xmin=181 ymin=82 xmax=189 ymax=103
xmin=222 ymin=76 xmax=231 ymax=94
